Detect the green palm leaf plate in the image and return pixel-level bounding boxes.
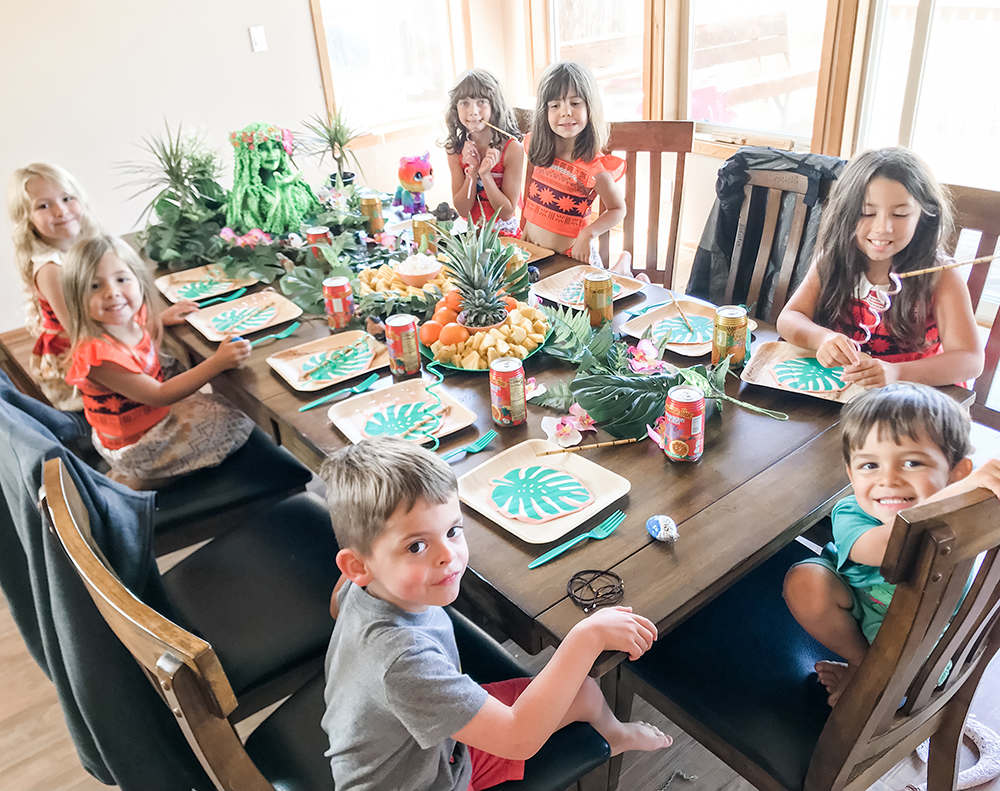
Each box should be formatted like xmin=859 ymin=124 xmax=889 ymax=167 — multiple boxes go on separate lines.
xmin=489 ymin=465 xmax=595 ymax=524
xmin=770 ymin=357 xmax=846 ymax=393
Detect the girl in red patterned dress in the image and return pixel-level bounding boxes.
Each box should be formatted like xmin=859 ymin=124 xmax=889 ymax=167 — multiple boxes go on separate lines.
xmin=521 ymin=62 xmax=626 ymax=264
xmin=445 ymin=69 xmax=524 ymax=235
xmin=777 ymin=148 xmax=982 ymax=387
xmin=62 ymin=235 xmax=254 ymax=489
xmin=8 ymin=163 xmax=103 ymax=410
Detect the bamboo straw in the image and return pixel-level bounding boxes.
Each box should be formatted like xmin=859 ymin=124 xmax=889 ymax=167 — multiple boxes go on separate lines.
xmin=667 ymin=290 xmax=694 ymax=333
xmin=536 ymin=437 xmax=640 ymax=456
xmin=482 ymin=119 xmax=518 ymax=140
xmin=399 ymin=406 xmax=451 ymax=439
xmin=897 ymin=252 xmax=1000 ymax=279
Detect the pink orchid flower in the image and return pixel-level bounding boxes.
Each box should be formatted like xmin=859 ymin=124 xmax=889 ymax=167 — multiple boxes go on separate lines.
xmin=646 ymin=415 xmax=667 ymax=449
xmin=219 ymin=227 xmax=237 ymax=242
xmin=628 ymin=338 xmax=669 ymax=374
xmin=541 ymin=416 xmax=582 ymax=448
xmin=566 ymin=403 xmax=596 ymax=432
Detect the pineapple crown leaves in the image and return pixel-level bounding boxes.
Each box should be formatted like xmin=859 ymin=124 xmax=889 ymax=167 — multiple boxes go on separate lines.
xmin=437 ymin=215 xmax=509 ymax=325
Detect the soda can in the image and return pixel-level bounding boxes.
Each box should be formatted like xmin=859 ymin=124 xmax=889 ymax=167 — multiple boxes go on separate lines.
xmin=411 ymin=213 xmax=436 ymax=252
xmin=583 ymin=270 xmax=614 ymax=327
xmin=385 ymin=314 xmax=421 ymax=377
xmin=663 ymin=385 xmax=705 ymax=462
xmin=489 ymin=357 xmax=527 ymax=427
xmin=360 ymin=196 xmax=384 ymax=234
xmin=305 ymin=225 xmax=332 ymax=260
xmin=711 ymin=305 xmax=749 ymax=367
xmin=322 ymin=276 xmax=354 ymax=330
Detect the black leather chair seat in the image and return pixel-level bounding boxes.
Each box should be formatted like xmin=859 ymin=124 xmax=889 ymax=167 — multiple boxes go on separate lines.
xmin=163 ymin=492 xmax=339 ymax=695
xmin=626 ymin=540 xmax=833 ymax=791
xmin=245 ymin=609 xmax=610 ymax=791
xmin=153 ymin=426 xmax=311 ymax=534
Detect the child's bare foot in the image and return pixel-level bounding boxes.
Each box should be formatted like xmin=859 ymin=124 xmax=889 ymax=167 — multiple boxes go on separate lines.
xmin=609 ymin=251 xmax=651 ymax=283
xmin=816 ymin=660 xmax=855 ymax=706
xmin=606 ymin=720 xmax=673 ymax=756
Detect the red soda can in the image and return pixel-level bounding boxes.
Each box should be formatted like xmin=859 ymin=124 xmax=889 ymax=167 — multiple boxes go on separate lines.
xmin=322 ymin=276 xmax=354 ymax=330
xmin=306 ymin=225 xmax=331 ymax=260
xmin=385 ymin=314 xmax=421 ymax=376
xmin=663 ymin=385 xmax=705 ymax=462
xmin=489 ymin=357 xmax=527 ymax=427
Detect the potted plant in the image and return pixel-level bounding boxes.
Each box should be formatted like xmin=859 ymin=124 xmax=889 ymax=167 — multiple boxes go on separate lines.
xmin=301 ymin=108 xmax=363 ymax=187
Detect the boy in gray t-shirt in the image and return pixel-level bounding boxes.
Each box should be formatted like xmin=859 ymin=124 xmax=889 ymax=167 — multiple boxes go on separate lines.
xmin=320 ymin=437 xmax=672 ymax=791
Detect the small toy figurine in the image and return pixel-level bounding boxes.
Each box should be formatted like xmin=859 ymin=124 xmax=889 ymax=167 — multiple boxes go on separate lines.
xmin=431 ymin=202 xmax=458 ymax=222
xmin=392 ymin=153 xmax=433 ymax=217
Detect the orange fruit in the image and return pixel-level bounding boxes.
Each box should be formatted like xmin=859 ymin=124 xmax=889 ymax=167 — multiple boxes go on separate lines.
xmin=419 ymin=320 xmax=442 ymax=346
xmin=502 ymin=295 xmax=518 ymax=312
xmin=432 ymin=307 xmax=458 ymax=325
xmin=444 ymin=290 xmax=463 ymax=312
xmin=434 ymin=298 xmax=447 ymax=312
xmin=438 ymin=322 xmax=470 ymax=346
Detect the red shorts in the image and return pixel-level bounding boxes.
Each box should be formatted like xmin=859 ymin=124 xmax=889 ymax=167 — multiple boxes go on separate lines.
xmin=466 ymin=677 xmax=532 ymax=790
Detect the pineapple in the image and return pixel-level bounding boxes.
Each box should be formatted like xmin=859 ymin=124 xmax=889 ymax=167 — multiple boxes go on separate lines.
xmin=438 ymin=216 xmax=510 ymax=328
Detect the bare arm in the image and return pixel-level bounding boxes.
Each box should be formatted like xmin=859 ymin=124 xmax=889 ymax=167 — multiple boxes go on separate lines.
xmin=776 ymin=264 xmax=860 ymax=366
xmin=452 ymin=606 xmax=656 ymax=760
xmin=34 ymin=262 xmax=73 ymax=332
xmin=476 ymin=142 xmax=524 ymax=222
xmin=848 ymin=523 xmax=893 ymax=567
xmin=569 ymin=171 xmax=626 ymax=262
xmin=447 ymin=151 xmax=477 ymax=218
xmin=86 ymin=337 xmax=250 ymax=407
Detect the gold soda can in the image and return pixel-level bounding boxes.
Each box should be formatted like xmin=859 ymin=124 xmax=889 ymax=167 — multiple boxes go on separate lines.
xmin=583 ymin=270 xmax=614 ymax=327
xmin=411 ymin=213 xmax=436 ymax=252
xmin=711 ymin=305 xmax=748 ymax=367
xmin=360 ymin=196 xmax=384 ymax=233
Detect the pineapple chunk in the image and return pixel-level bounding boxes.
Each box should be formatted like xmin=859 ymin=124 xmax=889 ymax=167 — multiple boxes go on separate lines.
xmin=509 ymin=325 xmax=528 ymax=343
xmin=528 ymin=332 xmax=546 ymax=344
xmin=460 ymin=349 xmax=483 ymax=369
xmin=521 ymin=337 xmax=538 ymax=352
xmin=486 ymin=346 xmax=501 ymax=365
xmin=479 ymin=332 xmax=497 ymax=351
xmin=508 ymin=344 xmax=527 ymax=358
xmin=495 ymin=339 xmax=510 ymax=356
xmin=430 ymin=340 xmax=443 ymax=356
xmin=532 ymin=320 xmax=548 ymax=334
xmin=508 ymin=309 xmax=524 ymax=325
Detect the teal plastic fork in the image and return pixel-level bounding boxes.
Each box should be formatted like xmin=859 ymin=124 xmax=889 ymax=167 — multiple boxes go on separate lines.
xmin=249 ymin=321 xmax=301 ymax=348
xmin=297 ymin=372 xmax=380 ymax=412
xmin=441 ymin=430 xmax=498 ymax=462
xmin=528 ymin=510 xmax=625 ymax=569
xmin=197 ymin=287 xmax=247 ymax=308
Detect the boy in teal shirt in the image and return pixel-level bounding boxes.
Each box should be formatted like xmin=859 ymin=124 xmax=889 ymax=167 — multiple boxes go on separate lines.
xmin=783 ymin=383 xmax=1000 ymax=705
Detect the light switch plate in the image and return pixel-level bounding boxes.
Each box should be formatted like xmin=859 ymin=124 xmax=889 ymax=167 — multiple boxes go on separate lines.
xmin=249 ymin=25 xmax=268 ymax=52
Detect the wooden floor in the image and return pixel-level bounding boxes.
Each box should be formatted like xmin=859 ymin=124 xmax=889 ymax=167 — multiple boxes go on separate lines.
xmin=2 ymin=580 xmax=998 ymax=791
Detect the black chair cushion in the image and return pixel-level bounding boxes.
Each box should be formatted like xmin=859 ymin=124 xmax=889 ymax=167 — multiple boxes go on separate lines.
xmin=153 ymin=426 xmax=311 ymax=534
xmin=163 ymin=492 xmax=339 ymax=695
xmin=246 ymin=609 xmax=610 ymax=791
xmin=626 ymin=540 xmax=832 ymax=791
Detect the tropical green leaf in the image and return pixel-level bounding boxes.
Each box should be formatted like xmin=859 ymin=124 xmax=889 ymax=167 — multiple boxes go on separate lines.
xmin=175 ymin=279 xmax=227 ymax=299
xmin=363 ymin=401 xmax=439 ymax=440
xmin=211 ymin=304 xmax=278 ymax=333
xmin=489 ymin=466 xmax=594 ymax=523
xmin=527 ymin=380 xmax=575 ymax=410
xmin=571 ymin=372 xmax=686 ymax=438
xmin=303 ymin=339 xmax=374 ymax=381
xmin=649 ymin=314 xmax=713 ymax=344
xmin=771 ymin=358 xmax=846 ymax=392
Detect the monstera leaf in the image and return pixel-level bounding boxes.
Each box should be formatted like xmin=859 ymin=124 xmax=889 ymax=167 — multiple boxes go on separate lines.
xmin=363 ymin=401 xmax=439 ymax=440
xmin=304 ymin=340 xmax=374 ymax=381
xmin=771 ymin=358 xmax=846 ymax=392
xmin=489 ymin=466 xmax=594 ymax=524
xmin=650 ymin=314 xmax=713 ymax=344
xmin=176 ymin=278 xmax=227 ymax=299
xmin=560 ymin=279 xmax=622 ymax=306
xmin=211 ymin=304 xmax=277 ymax=333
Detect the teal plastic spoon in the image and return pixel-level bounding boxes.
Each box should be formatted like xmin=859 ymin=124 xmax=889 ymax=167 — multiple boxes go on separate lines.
xmin=197 ymin=287 xmax=247 ymax=308
xmin=249 ymin=321 xmax=301 ymax=348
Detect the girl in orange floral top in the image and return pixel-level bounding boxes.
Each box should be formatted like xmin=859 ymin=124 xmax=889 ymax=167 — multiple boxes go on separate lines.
xmin=521 ymin=62 xmax=626 ymax=262
xmin=63 ymin=234 xmax=253 ymax=489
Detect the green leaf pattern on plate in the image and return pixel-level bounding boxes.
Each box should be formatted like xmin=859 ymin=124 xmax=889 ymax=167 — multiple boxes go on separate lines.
xmin=303 ymin=341 xmax=374 ymax=382
xmin=211 ymin=304 xmax=278 ymax=333
xmin=560 ymin=279 xmax=623 ymax=306
xmin=771 ymin=357 xmax=846 ymax=392
xmin=489 ymin=466 xmax=594 ymax=524
xmin=363 ymin=401 xmax=440 ymax=440
xmin=651 ymin=315 xmax=714 ymax=344
xmin=176 ymin=279 xmax=228 ymax=299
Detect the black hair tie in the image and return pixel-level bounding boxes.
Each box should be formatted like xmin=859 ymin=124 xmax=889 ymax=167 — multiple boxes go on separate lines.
xmin=567 ymin=570 xmax=624 ymax=613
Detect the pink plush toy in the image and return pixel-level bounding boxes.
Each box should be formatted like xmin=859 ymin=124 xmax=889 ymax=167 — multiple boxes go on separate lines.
xmin=392 ymin=152 xmax=434 ymax=216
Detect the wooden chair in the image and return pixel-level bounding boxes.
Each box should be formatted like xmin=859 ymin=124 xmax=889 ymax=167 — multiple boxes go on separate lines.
xmin=943 ymin=183 xmax=1000 ymax=430
xmin=616 ymin=487 xmax=1000 ymax=791
xmin=724 ymin=168 xmax=811 ymax=322
xmin=513 ymin=106 xmax=534 ymax=136
xmin=43 ymin=456 xmax=611 ymax=791
xmin=599 ymin=120 xmax=694 ymax=287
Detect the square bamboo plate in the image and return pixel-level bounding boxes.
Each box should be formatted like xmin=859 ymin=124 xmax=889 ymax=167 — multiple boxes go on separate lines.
xmin=621 ymin=300 xmax=717 ymax=356
xmin=506 ymin=238 xmax=555 ymax=265
xmin=327 ymin=377 xmax=476 ymax=445
xmin=154 ymin=264 xmax=258 ymax=303
xmin=186 ymin=290 xmax=303 ymax=342
xmin=532 ymin=265 xmax=647 ymax=309
xmin=266 ymin=331 xmax=389 ymax=392
xmin=741 ymin=341 xmax=864 ymax=403
xmin=457 ymin=438 xmax=631 ymax=544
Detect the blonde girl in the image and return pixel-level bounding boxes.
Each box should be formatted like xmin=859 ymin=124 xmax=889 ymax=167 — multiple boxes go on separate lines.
xmin=444 ymin=69 xmax=524 ymax=234
xmin=777 ymin=148 xmax=982 ymax=388
xmin=8 ymin=163 xmax=100 ymax=409
xmin=521 ymin=62 xmax=626 ymax=263
xmin=63 ymin=235 xmax=254 ymax=489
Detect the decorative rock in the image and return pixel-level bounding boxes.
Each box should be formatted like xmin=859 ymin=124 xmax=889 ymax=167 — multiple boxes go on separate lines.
xmin=646 ymin=514 xmax=678 ymax=543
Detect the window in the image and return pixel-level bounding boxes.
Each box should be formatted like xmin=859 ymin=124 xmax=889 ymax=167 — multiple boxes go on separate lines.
xmin=311 ymin=0 xmax=460 ymax=131
xmin=685 ymin=0 xmax=827 ymax=144
xmin=549 ymin=0 xmax=646 ymax=121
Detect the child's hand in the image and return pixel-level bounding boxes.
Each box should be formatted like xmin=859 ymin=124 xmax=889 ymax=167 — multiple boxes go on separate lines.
xmin=477 ymin=147 xmax=501 ymax=176
xmin=817 ymin=332 xmax=860 ymax=368
xmin=575 ymin=606 xmax=657 ymax=661
xmin=160 ymin=300 xmax=199 ymax=326
xmin=569 ymin=233 xmax=592 ymax=263
xmin=461 ymin=141 xmax=480 ymax=171
xmin=932 ymin=459 xmax=1000 ymax=503
xmin=211 ymin=336 xmax=251 ymax=371
xmin=842 ymin=355 xmax=897 ymax=389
